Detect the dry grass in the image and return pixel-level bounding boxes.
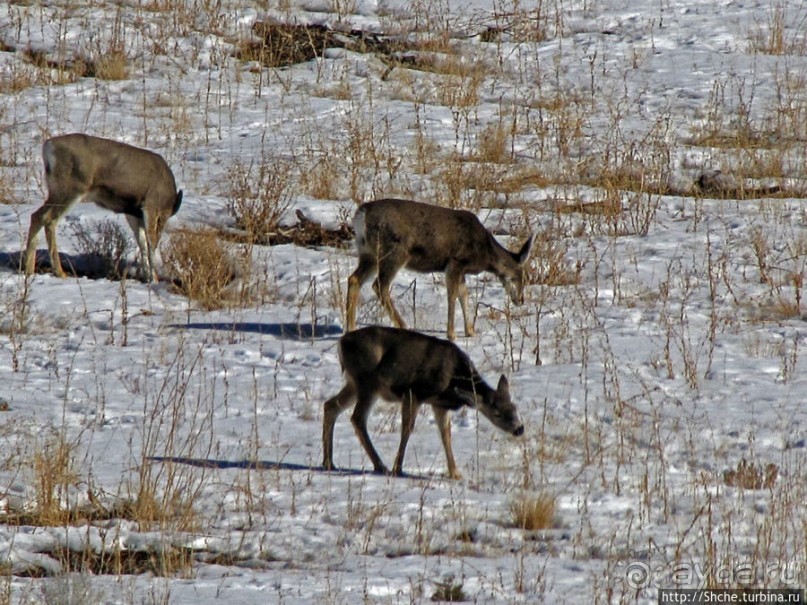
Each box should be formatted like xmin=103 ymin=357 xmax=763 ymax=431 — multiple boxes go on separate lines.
xmin=435 ymin=67 xmax=486 ymax=109
xmin=474 ymin=122 xmax=513 ymax=164
xmin=748 ymin=1 xmax=807 ymax=56
xmin=299 ymin=156 xmax=342 ymax=200
xmin=1 ymin=1 xmax=807 ymax=599
xmin=162 ymin=227 xmax=244 ymax=310
xmin=490 ymin=166 xmax=550 ymax=194
xmin=433 ymin=159 xmax=498 ymax=210
xmin=29 ymin=432 xmax=80 ymax=527
xmin=51 ymin=544 xmax=192 ymax=578
xmin=430 ymin=577 xmax=469 ymax=602
xmin=527 ymin=226 xmax=580 ymax=287
xmin=17 ymin=44 xmax=129 ymax=85
xmin=0 ymin=60 xmax=41 ymax=94
xmin=123 ymin=481 xmax=199 ymax=534
xmin=237 ymin=21 xmax=341 ymax=68
xmin=723 ymin=459 xmax=779 ymax=490
xmin=68 ymin=218 xmax=134 ymax=280
xmin=510 ymin=493 xmax=558 ymax=531
xmin=226 ymin=157 xmax=294 ymax=241
xmin=685 ymin=69 xmax=807 ymax=190
xmin=0 ymin=425 xmax=193 ymax=537
xmin=2 ymin=49 xmax=80 ymax=92
xmin=93 ymin=48 xmax=129 ymax=81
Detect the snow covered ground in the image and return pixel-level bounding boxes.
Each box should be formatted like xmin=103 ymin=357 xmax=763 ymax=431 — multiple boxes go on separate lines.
xmin=0 ymin=0 xmax=806 ymax=603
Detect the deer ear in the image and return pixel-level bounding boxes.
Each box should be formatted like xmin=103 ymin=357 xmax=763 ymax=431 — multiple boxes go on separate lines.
xmin=173 ymin=190 xmax=183 ymax=215
xmin=497 ymin=375 xmax=510 ymax=397
xmin=516 ymin=234 xmax=534 ymax=264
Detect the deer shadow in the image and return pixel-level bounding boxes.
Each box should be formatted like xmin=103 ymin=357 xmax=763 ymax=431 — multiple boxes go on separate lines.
xmin=172 ymin=321 xmax=343 ymax=341
xmin=0 ymin=249 xmax=143 ymax=281
xmin=0 ymin=251 xmax=21 ymax=273
xmin=148 ymin=456 xmax=430 ymax=480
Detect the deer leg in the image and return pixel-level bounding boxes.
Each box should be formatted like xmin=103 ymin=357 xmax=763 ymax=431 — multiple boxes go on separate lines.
xmin=392 ymin=393 xmax=421 ymax=476
xmin=44 ymin=219 xmax=67 ymax=278
xmin=322 ymin=382 xmax=357 ymax=470
xmin=445 ymin=264 xmax=472 ymax=340
xmin=126 ymin=214 xmax=157 ymax=282
xmin=346 ymin=255 xmax=376 ymax=332
xmin=22 ymin=207 xmax=46 ymax=275
xmin=433 ymin=408 xmax=461 ymax=479
xmin=144 ymin=212 xmax=165 ymax=283
xmin=375 ymin=258 xmax=407 ymax=329
xmin=350 ymin=389 xmax=387 ymax=474
xmin=457 ymin=276 xmax=475 ymax=338
xmin=25 ymin=199 xmax=73 ymax=277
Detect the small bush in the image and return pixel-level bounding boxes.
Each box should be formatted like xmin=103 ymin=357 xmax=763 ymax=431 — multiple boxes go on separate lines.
xmin=162 ymin=228 xmax=242 ymax=309
xmin=0 ymin=61 xmax=39 ymax=94
xmin=226 ymin=158 xmax=294 ymax=242
xmin=33 ymin=437 xmax=78 ymax=527
xmin=748 ymin=3 xmax=807 ymax=56
xmin=91 ymin=11 xmax=129 ymax=81
xmin=510 ymin=493 xmax=558 ymax=531
xmin=69 ymin=218 xmax=134 ymax=280
xmin=723 ymin=459 xmax=778 ymax=490
xmin=299 ymin=157 xmax=342 ymax=201
xmin=474 ymin=122 xmax=512 ymax=164
xmin=431 ymin=577 xmax=468 ymax=602
xmin=528 ymin=227 xmax=579 ymax=287
xmin=93 ymin=49 xmax=129 ymax=80
xmin=0 ymin=431 xmax=83 ymax=528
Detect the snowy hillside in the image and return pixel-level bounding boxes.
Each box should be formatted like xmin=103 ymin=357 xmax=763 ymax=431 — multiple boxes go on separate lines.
xmin=0 ymin=1 xmax=806 ymax=603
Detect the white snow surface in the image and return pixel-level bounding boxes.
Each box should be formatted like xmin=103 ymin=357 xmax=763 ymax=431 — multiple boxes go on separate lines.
xmin=0 ymin=0 xmax=806 ymax=603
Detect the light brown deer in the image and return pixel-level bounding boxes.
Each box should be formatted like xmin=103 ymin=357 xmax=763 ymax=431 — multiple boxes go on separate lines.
xmin=23 ymin=133 xmax=183 ymax=282
xmin=345 ymin=198 xmax=534 ymax=340
xmin=322 ymin=326 xmax=524 ymax=479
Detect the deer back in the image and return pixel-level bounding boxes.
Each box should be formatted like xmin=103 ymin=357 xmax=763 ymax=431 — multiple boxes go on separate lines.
xmin=45 ymin=134 xmax=180 ymax=219
xmin=357 ymin=199 xmax=510 ymax=275
xmin=341 ymin=326 xmax=497 ymax=406
xmin=338 ymin=326 xmax=475 ymax=399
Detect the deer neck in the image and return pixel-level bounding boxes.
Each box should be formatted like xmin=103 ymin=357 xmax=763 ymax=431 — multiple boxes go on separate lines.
xmin=488 ymin=236 xmax=518 ymax=277
xmin=449 ymin=369 xmax=492 ymax=401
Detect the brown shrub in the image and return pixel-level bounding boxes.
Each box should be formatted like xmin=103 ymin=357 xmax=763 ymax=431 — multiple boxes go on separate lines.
xmin=162 ymin=228 xmax=243 ymax=309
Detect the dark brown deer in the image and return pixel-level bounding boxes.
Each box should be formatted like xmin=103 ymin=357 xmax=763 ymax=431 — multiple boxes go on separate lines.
xmin=345 ymin=199 xmax=534 ymax=340
xmin=322 ymin=326 xmax=524 ymax=479
xmin=23 ymin=133 xmax=183 ymax=282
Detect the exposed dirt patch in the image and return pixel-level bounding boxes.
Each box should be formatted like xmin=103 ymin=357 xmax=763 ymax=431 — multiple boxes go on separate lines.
xmin=237 ymin=20 xmax=454 ymax=75
xmin=221 ymin=209 xmax=354 ymax=248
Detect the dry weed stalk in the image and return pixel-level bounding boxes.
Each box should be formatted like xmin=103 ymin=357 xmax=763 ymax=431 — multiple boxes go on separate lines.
xmin=748 ymin=1 xmax=807 ymax=56
xmin=31 ymin=432 xmax=80 ymax=527
xmin=129 ymin=342 xmax=214 ymax=533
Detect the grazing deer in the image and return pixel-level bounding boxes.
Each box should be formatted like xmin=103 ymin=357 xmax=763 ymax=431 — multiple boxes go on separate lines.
xmin=322 ymin=326 xmax=524 ymax=479
xmin=23 ymin=133 xmax=183 ymax=282
xmin=345 ymin=198 xmax=534 ymax=340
